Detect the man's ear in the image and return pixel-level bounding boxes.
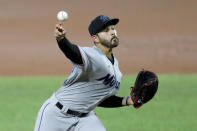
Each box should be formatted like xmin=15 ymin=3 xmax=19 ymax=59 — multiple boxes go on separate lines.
xmin=92 ymin=35 xmax=99 ymax=43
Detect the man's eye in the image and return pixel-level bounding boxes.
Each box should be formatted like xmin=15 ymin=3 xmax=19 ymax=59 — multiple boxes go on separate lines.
xmin=104 ymin=28 xmax=109 ymax=32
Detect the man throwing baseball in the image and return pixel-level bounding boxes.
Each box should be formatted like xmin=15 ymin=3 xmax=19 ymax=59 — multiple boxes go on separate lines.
xmin=34 ymin=15 xmax=134 ymax=131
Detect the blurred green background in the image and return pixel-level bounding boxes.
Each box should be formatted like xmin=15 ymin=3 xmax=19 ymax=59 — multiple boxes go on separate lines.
xmin=0 ymin=75 xmax=196 ymax=131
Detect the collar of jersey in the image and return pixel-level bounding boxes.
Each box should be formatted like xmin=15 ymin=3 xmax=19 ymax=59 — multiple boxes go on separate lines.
xmin=93 ymin=46 xmax=115 ymax=65
xmin=93 ymin=46 xmax=104 ymax=55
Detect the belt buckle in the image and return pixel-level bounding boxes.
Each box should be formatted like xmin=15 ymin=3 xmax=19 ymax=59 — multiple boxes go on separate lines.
xmin=77 ymin=112 xmax=83 ymax=117
xmin=67 ymin=109 xmax=79 ymax=116
xmin=67 ymin=109 xmax=87 ymax=117
xmin=77 ymin=112 xmax=87 ymax=117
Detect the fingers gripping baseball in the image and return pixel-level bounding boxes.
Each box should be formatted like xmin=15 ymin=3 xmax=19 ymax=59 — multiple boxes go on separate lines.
xmin=54 ymin=24 xmax=66 ymax=41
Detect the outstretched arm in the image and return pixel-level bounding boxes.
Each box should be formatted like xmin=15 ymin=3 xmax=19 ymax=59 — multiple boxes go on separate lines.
xmin=98 ymin=95 xmax=133 ymax=108
xmin=54 ymin=23 xmax=83 ymax=65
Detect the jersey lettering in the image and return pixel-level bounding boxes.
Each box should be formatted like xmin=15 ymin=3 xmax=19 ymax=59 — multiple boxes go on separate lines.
xmin=97 ymin=74 xmax=120 ymax=89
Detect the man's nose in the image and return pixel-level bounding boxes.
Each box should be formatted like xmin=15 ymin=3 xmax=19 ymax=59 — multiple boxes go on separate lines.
xmin=114 ymin=30 xmax=117 ymax=36
xmin=111 ymin=31 xmax=118 ymax=37
xmin=110 ymin=30 xmax=115 ymax=36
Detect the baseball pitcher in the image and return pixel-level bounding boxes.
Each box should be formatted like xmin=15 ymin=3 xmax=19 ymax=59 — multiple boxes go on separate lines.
xmin=34 ymin=15 xmax=158 ymax=131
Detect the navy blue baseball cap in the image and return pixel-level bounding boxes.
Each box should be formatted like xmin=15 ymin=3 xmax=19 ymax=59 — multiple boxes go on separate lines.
xmin=88 ymin=15 xmax=119 ymax=36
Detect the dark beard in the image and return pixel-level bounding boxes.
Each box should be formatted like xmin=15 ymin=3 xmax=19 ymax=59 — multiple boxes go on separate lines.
xmin=99 ymin=36 xmax=119 ymax=49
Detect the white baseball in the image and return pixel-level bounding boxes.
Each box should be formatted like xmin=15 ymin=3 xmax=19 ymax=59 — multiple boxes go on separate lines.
xmin=57 ymin=11 xmax=68 ymax=22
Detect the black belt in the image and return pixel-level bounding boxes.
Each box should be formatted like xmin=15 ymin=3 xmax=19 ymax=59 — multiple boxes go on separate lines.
xmin=56 ymin=102 xmax=88 ymax=117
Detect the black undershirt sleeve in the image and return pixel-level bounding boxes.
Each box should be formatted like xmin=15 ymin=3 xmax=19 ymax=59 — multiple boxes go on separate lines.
xmin=98 ymin=95 xmax=124 ymax=108
xmin=57 ymin=37 xmax=83 ymax=65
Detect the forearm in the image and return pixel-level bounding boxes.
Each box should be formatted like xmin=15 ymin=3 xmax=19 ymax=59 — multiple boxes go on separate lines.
xmin=98 ymin=95 xmax=132 ymax=108
xmin=57 ymin=37 xmax=83 ymax=65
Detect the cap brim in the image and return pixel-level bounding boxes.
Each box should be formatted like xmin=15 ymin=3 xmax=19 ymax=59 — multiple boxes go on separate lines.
xmin=92 ymin=18 xmax=119 ymax=35
xmin=105 ymin=18 xmax=119 ymax=26
xmin=100 ymin=18 xmax=119 ymax=31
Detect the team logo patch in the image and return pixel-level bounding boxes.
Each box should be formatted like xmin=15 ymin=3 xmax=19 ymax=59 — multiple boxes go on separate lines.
xmin=99 ymin=16 xmax=109 ymax=22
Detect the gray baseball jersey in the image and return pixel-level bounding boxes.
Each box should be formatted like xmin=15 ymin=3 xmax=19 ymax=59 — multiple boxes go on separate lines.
xmin=55 ymin=45 xmax=122 ymax=113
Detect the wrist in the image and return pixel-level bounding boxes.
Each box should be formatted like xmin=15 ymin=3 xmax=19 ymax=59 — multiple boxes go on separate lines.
xmin=122 ymin=96 xmax=130 ymax=106
xmin=56 ymin=36 xmax=65 ymax=42
xmin=125 ymin=96 xmax=130 ymax=106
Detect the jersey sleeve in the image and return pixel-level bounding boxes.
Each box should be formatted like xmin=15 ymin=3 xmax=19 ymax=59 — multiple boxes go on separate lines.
xmin=74 ymin=46 xmax=90 ymax=71
xmin=57 ymin=37 xmax=83 ymax=65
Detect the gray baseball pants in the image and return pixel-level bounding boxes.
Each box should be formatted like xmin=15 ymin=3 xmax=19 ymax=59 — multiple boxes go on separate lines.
xmin=34 ymin=94 xmax=106 ymax=131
